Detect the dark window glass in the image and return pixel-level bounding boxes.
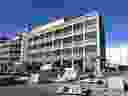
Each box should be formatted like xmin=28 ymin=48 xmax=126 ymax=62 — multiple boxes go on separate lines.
xmin=79 ymin=47 xmax=83 ymax=56
xmin=64 ymin=26 xmax=72 ymax=32
xmin=28 ymin=44 xmax=37 ymax=49
xmin=85 ymin=31 xmax=96 ymax=39
xmin=63 ymin=60 xmax=72 ymax=68
xmin=64 ymin=16 xmax=80 ymax=21
xmin=56 ymin=50 xmax=60 ymax=55
xmin=33 ymin=36 xmax=40 ymax=41
xmin=40 ymin=43 xmax=45 ymax=48
xmin=87 ymin=19 xmax=96 ymax=25
xmin=73 ymin=23 xmax=83 ymax=30
xmin=64 ymin=48 xmax=72 ymax=56
xmin=73 ymin=34 xmax=83 ymax=41
xmin=44 ymin=42 xmax=52 ymax=48
xmin=73 ymin=23 xmax=83 ymax=34
xmin=64 ymin=37 xmax=72 ymax=43
xmin=54 ymin=39 xmax=61 ymax=48
xmin=40 ymin=34 xmax=45 ymax=39
xmin=86 ymin=45 xmax=96 ymax=52
xmin=54 ymin=29 xmax=64 ymax=39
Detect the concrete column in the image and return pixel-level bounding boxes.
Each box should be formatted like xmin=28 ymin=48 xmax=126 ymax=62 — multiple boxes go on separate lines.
xmin=96 ymin=16 xmax=102 ymax=77
xmin=83 ymin=21 xmax=86 ymax=73
xmin=20 ymin=35 xmax=24 ymax=63
xmin=72 ymin=24 xmax=74 ymax=68
xmin=60 ymin=40 xmax=63 ymax=66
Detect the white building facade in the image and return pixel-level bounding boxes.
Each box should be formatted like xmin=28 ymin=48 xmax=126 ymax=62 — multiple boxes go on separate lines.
xmin=26 ymin=15 xmax=102 ymax=74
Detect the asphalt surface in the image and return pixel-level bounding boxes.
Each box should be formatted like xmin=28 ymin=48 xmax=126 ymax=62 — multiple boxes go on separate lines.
xmin=0 ymin=71 xmax=128 ymax=96
xmin=0 ymin=81 xmax=125 ymax=96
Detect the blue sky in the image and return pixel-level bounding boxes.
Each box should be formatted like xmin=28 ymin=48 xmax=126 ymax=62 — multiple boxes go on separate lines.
xmin=105 ymin=16 xmax=128 ymax=48
xmin=0 ymin=24 xmax=29 ymax=39
xmin=0 ymin=16 xmax=128 ymax=44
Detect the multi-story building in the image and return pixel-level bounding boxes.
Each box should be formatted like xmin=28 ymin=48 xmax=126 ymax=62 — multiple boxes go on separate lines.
xmin=0 ymin=32 xmax=28 ymax=73
xmin=15 ymin=32 xmax=28 ymax=63
xmin=12 ymin=32 xmax=30 ymax=73
xmin=26 ymin=14 xmax=104 ymax=75
xmin=0 ymin=40 xmax=16 ymax=73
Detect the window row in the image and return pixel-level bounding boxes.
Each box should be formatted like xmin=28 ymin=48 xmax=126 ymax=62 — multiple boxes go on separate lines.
xmin=28 ymin=18 xmax=97 ymax=43
xmin=36 ymin=45 xmax=96 ymax=57
xmin=28 ymin=31 xmax=96 ymax=49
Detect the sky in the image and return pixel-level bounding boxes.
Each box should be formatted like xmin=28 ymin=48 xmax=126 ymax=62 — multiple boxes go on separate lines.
xmin=105 ymin=16 xmax=128 ymax=48
xmin=0 ymin=16 xmax=128 ymax=45
xmin=105 ymin=16 xmax=128 ymax=65
xmin=0 ymin=16 xmax=63 ymax=40
xmin=0 ymin=24 xmax=31 ymax=40
xmin=0 ymin=16 xmax=127 ymax=64
xmin=32 ymin=16 xmax=63 ymax=28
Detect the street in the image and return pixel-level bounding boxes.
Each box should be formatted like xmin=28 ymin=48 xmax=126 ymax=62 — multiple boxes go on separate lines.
xmin=0 ymin=81 xmax=126 ymax=96
xmin=33 ymin=71 xmax=128 ymax=96
xmin=0 ymin=71 xmax=128 ymax=96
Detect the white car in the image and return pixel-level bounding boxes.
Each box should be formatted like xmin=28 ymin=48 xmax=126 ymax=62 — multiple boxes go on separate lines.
xmin=40 ymin=64 xmax=52 ymax=71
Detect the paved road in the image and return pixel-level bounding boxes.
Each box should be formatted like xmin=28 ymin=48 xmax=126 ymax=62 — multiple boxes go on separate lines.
xmin=0 ymin=82 xmax=126 ymax=96
xmin=0 ymin=85 xmax=40 ymax=96
xmin=0 ymin=71 xmax=128 ymax=96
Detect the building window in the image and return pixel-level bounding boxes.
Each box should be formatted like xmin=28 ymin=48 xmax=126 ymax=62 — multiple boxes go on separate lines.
xmin=73 ymin=34 xmax=83 ymax=41
xmin=87 ymin=24 xmax=96 ymax=30
xmin=64 ymin=16 xmax=80 ymax=21
xmin=39 ymin=34 xmax=45 ymax=39
xmin=63 ymin=59 xmax=72 ymax=68
xmin=64 ymin=36 xmax=72 ymax=44
xmin=28 ymin=38 xmax=32 ymax=42
xmin=85 ymin=31 xmax=96 ymax=40
xmin=55 ymin=49 xmax=60 ymax=56
xmin=64 ymin=26 xmax=72 ymax=35
xmin=54 ymin=39 xmax=62 ymax=48
xmin=73 ymin=22 xmax=83 ymax=33
xmin=55 ymin=49 xmax=64 ymax=56
xmin=40 ymin=42 xmax=45 ymax=48
xmin=32 ymin=36 xmax=40 ymax=41
xmin=43 ymin=33 xmax=49 ymax=42
xmin=44 ymin=42 xmax=52 ymax=48
xmin=85 ymin=45 xmax=96 ymax=53
xmin=28 ymin=52 xmax=42 ymax=58
xmin=45 ymin=32 xmax=53 ymax=41
xmin=87 ymin=18 xmax=96 ymax=25
xmin=53 ymin=60 xmax=61 ymax=68
xmin=74 ymin=59 xmax=83 ymax=72
xmin=55 ymin=29 xmax=64 ymax=39
xmin=73 ymin=47 xmax=79 ymax=57
xmin=73 ymin=47 xmax=83 ymax=57
xmin=64 ymin=48 xmax=72 ymax=57
xmin=79 ymin=47 xmax=83 ymax=56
